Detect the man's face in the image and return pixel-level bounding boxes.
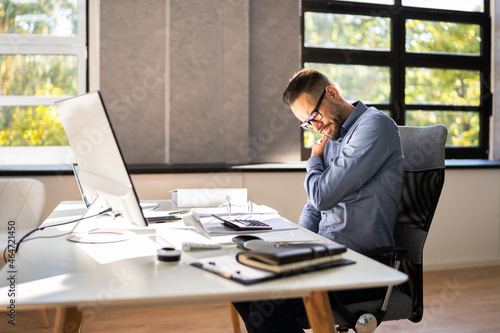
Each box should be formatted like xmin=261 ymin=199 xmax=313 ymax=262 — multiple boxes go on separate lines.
xmin=290 ymin=89 xmax=346 ymax=141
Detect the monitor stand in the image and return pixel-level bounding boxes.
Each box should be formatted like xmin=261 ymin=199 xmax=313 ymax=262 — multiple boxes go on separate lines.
xmin=67 ymin=228 xmax=135 ymax=244
xmin=67 ymin=197 xmax=136 ymax=244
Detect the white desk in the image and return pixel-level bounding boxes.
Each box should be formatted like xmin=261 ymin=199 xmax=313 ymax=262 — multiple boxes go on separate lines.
xmin=0 ymin=201 xmax=407 ymax=332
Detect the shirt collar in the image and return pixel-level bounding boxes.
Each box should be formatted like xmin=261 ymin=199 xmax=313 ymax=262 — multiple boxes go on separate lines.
xmin=340 ymin=100 xmax=368 ymax=138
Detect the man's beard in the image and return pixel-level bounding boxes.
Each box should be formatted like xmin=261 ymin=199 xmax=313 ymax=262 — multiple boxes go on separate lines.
xmin=322 ymin=104 xmax=346 ymax=141
xmin=322 ymin=117 xmax=344 ymax=140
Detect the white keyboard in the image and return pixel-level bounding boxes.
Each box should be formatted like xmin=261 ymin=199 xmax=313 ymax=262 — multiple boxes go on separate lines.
xmin=182 ymin=242 xmax=222 ymax=251
xmin=156 ymin=228 xmax=220 ymax=251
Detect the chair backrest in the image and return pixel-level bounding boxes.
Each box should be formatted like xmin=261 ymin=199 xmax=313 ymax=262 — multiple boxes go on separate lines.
xmin=0 ymin=178 xmax=46 ymax=230
xmin=395 ymin=125 xmax=447 ymax=323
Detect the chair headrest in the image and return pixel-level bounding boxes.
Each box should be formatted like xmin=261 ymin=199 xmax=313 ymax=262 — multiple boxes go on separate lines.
xmin=398 ymin=124 xmax=447 ymax=172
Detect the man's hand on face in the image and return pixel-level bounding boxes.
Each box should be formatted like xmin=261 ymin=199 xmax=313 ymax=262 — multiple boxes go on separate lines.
xmin=311 ymin=135 xmax=328 ymax=160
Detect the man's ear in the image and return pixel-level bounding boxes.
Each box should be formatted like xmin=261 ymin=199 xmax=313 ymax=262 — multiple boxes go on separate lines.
xmin=326 ymin=85 xmax=338 ymax=99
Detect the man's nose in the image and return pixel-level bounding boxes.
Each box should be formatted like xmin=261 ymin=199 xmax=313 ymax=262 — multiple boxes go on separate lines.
xmin=312 ymin=121 xmax=322 ymax=132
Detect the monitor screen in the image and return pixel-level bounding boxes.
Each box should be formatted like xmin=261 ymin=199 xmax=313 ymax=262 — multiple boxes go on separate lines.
xmin=55 ymin=91 xmax=148 ymax=236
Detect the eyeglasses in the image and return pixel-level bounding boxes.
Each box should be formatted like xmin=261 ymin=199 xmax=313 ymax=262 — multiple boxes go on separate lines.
xmin=299 ymin=89 xmax=325 ymax=130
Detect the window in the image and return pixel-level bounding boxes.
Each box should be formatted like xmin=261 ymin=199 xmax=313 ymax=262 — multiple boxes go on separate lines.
xmin=302 ymin=0 xmax=491 ymax=159
xmin=0 ymin=0 xmax=87 ymax=165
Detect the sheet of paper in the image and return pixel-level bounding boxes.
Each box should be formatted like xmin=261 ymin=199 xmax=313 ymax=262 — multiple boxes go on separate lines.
xmin=76 ymin=236 xmax=159 ymax=264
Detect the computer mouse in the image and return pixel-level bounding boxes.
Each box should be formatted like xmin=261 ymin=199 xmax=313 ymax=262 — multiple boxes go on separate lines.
xmin=232 ymin=235 xmax=275 ymax=250
xmin=232 ymin=235 xmax=262 ymax=248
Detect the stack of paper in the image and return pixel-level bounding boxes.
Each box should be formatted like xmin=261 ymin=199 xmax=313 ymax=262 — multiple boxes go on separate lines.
xmin=191 ymin=204 xmax=277 ymax=219
xmin=171 ymin=188 xmax=247 ymax=207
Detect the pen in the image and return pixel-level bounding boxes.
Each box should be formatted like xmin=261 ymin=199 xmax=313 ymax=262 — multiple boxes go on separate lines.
xmin=148 ymin=216 xmax=182 ymax=223
xmin=168 ymin=210 xmax=190 ymax=215
xmin=156 ymin=220 xmax=179 ymax=224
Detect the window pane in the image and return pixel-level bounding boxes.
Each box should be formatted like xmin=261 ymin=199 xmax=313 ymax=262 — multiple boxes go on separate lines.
xmin=303 ymin=129 xmax=323 ymax=148
xmin=304 ymin=12 xmax=391 ymax=51
xmin=405 ymin=68 xmax=480 ymax=106
xmin=0 ymin=0 xmax=78 ymax=36
xmin=402 ymin=0 xmax=483 ymax=12
xmin=0 ymin=106 xmax=68 ymax=146
xmin=0 ymin=54 xmax=78 ymax=96
xmin=406 ymin=20 xmax=481 ymax=55
xmin=406 ymin=110 xmax=479 ymax=147
xmin=305 ymin=63 xmax=391 ymax=104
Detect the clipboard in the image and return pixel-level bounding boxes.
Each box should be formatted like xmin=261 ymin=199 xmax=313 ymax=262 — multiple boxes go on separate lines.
xmin=191 ymin=254 xmax=355 ymax=285
xmin=192 ymin=254 xmax=276 ymax=285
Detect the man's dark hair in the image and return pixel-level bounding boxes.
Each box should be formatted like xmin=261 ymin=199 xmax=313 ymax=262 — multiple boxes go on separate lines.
xmin=282 ymin=69 xmax=332 ymax=109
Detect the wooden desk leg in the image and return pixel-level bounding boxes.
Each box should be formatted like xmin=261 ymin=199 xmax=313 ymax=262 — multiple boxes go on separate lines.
xmin=228 ymin=302 xmax=242 ymax=333
xmin=38 ymin=308 xmax=50 ymax=328
xmin=303 ymin=291 xmax=337 ymax=333
xmin=53 ymin=306 xmax=82 ymax=333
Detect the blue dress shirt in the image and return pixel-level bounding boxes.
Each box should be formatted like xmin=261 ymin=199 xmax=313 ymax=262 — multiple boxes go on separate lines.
xmin=299 ymin=101 xmax=404 ymax=253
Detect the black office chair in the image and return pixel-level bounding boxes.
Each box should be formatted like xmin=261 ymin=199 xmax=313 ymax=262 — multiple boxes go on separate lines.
xmin=328 ymin=124 xmax=447 ymax=332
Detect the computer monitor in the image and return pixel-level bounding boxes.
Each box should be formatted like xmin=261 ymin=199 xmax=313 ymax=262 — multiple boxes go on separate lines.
xmin=55 ymin=91 xmax=148 ymax=243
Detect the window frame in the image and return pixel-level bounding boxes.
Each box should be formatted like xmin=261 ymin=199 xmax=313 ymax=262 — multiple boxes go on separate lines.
xmin=301 ymin=0 xmax=492 ymax=160
xmin=0 ymin=0 xmax=87 ymax=165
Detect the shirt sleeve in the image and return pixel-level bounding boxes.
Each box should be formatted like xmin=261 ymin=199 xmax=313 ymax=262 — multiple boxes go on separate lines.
xmin=305 ymin=113 xmax=401 ymax=212
xmin=298 ymin=200 xmax=322 ymax=233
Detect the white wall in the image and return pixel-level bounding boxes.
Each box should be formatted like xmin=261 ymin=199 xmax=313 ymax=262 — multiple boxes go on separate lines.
xmin=424 ymin=169 xmax=500 ymax=269
xmin=4 ymin=167 xmax=500 ymax=270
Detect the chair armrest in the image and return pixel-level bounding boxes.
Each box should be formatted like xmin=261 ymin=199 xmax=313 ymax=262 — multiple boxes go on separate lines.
xmin=362 ymin=246 xmax=409 ymax=262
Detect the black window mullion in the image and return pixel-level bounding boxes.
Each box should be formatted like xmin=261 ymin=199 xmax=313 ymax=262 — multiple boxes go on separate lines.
xmin=479 ymin=12 xmax=492 ymax=157
xmin=393 ymin=5 xmax=405 ymax=124
xmin=400 ymin=7 xmax=487 ymax=24
xmin=302 ymin=48 xmax=392 ymax=66
xmin=303 ymin=1 xmax=396 ymax=16
xmin=403 ymin=54 xmax=488 ymax=70
xmin=405 ymin=105 xmax=480 ymax=112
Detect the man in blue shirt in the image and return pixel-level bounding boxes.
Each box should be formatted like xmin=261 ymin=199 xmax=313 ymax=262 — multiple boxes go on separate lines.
xmin=233 ymin=69 xmax=404 ymax=332
xmin=292 ymin=70 xmax=404 ymax=254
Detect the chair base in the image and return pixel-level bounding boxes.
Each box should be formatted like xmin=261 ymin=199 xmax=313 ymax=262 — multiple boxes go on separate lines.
xmin=331 ymin=289 xmax=413 ymax=327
